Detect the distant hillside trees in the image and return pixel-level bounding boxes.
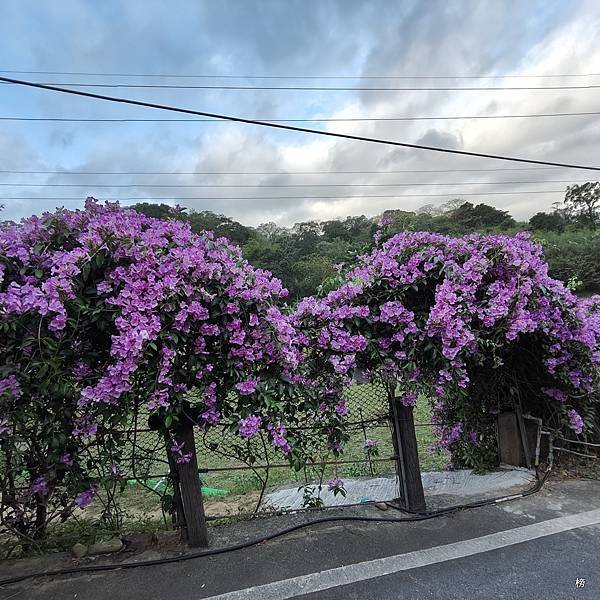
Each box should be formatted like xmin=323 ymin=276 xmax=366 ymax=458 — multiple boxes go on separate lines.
xmin=529 ymin=211 xmax=565 ymax=232
xmin=564 ymin=182 xmax=600 ymax=229
xmin=128 ymin=191 xmax=600 ymax=298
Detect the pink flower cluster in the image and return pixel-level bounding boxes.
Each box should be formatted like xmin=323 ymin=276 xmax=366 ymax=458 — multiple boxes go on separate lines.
xmin=0 ymin=200 xmax=345 ymax=537
xmin=238 ymin=415 xmax=261 ymax=438
xmin=295 ymin=231 xmax=599 ymax=450
xmin=0 ymin=200 xmax=345 ymax=468
xmin=170 ymin=441 xmax=193 ymax=465
xmin=74 ymin=487 xmax=96 ymax=508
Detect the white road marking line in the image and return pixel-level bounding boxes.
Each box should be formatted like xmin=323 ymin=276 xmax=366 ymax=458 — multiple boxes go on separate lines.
xmin=202 ymin=507 xmax=600 ymax=600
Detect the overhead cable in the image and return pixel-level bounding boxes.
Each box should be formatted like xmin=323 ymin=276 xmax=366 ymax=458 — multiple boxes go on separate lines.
xmin=3 ymin=81 xmax=600 ymax=91
xmin=0 ymin=190 xmax=566 ymax=201
xmin=1 ymin=76 xmax=599 ymax=172
xmin=1 ymin=69 xmax=600 ymax=79
xmin=0 ymin=179 xmax=584 ymax=189
xmin=2 ymin=109 xmax=600 ymax=122
xmin=0 ymin=166 xmax=568 ymax=175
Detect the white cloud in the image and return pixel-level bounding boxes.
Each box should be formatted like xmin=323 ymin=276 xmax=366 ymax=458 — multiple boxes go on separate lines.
xmin=2 ymin=0 xmax=600 ymax=226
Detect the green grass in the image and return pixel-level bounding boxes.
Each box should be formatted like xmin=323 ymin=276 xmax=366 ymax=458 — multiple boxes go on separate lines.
xmin=98 ymin=387 xmax=443 ymax=519
xmin=124 ymin=385 xmax=446 ymax=507
xmin=1 ymin=386 xmax=447 ymax=557
xmin=195 ymin=388 xmax=444 ymax=498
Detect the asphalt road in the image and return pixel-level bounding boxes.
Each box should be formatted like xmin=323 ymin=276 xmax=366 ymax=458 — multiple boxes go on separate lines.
xmin=1 ymin=479 xmax=599 ymax=600
xmin=297 ymin=527 xmax=599 ymax=600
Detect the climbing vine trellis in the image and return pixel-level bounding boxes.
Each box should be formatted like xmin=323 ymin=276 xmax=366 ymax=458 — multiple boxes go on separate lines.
xmin=119 ymin=383 xmax=401 ymax=521
xmin=2 ymin=201 xmax=598 ymax=552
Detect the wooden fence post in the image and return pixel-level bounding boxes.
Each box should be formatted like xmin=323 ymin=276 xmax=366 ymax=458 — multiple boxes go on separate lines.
xmin=390 ymin=396 xmax=426 ymax=512
xmin=497 ymin=410 xmax=532 ymax=469
xmin=175 ymin=419 xmax=209 ymax=547
xmin=162 ymin=430 xmax=186 ymax=537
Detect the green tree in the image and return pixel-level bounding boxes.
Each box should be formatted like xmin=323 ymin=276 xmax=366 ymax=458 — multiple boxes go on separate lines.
xmin=291 ymin=221 xmax=323 ymax=254
xmin=529 ymin=211 xmax=565 ymax=232
xmin=447 ymin=202 xmax=515 ymax=231
xmin=564 ymin=182 xmax=600 ymax=229
xmin=130 ymin=202 xmax=180 ymax=220
xmin=542 ymin=232 xmax=600 ymax=294
xmin=187 ymin=210 xmax=252 ymax=243
xmin=289 ymin=254 xmax=337 ymax=299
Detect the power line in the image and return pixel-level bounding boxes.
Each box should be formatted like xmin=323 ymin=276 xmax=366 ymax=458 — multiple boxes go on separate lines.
xmin=0 ymin=167 xmax=568 ymax=175
xmin=2 ymin=76 xmax=598 ymax=172
xmin=3 ymin=81 xmax=600 ymax=91
xmin=2 ymin=109 xmax=600 ymax=123
xmin=0 ymin=179 xmax=583 ymax=189
xmin=0 ymin=190 xmax=565 ymax=201
xmin=2 ymin=69 xmax=600 ymax=80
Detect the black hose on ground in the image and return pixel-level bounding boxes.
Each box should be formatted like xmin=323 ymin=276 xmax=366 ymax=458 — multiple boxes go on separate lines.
xmin=0 ymin=467 xmax=550 ymax=587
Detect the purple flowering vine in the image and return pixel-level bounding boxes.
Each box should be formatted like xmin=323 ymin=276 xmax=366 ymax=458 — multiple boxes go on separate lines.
xmin=327 ymin=477 xmax=346 ymax=497
xmin=567 ymin=409 xmax=584 ymax=434
xmin=1 ymin=199 xmax=351 ymax=538
xmin=28 ymin=476 xmax=49 ymax=498
xmin=235 ymin=378 xmax=258 ymax=396
xmin=170 ymin=441 xmax=193 ymax=465
xmin=74 ymin=487 xmax=97 ymax=509
xmin=295 ymin=231 xmax=599 ymax=460
xmin=238 ymin=415 xmax=261 ymax=438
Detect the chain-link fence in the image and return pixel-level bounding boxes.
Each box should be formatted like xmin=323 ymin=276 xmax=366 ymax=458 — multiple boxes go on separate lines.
xmin=0 ymin=384 xmax=452 ymax=557
xmin=116 ymin=383 xmax=443 ymax=522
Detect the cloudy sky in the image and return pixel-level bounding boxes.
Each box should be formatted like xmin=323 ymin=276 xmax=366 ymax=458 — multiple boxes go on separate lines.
xmin=1 ymin=0 xmax=600 ymax=226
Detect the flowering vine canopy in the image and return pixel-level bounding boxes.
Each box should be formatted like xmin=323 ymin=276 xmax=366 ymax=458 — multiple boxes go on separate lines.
xmin=295 ymin=229 xmax=600 ymax=465
xmin=0 ymin=200 xmax=344 ymax=537
xmin=1 ymin=200 xmax=599 ymax=540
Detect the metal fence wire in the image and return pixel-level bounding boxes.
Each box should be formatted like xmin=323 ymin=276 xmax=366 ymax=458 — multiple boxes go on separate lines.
xmin=120 ymin=383 xmax=408 ymax=519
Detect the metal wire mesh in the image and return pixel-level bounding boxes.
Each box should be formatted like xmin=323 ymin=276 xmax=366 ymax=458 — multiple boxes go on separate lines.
xmin=120 ymin=383 xmax=400 ymax=518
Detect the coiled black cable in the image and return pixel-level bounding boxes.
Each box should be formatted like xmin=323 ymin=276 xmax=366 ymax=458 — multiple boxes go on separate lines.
xmin=0 ymin=468 xmax=549 ymax=587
